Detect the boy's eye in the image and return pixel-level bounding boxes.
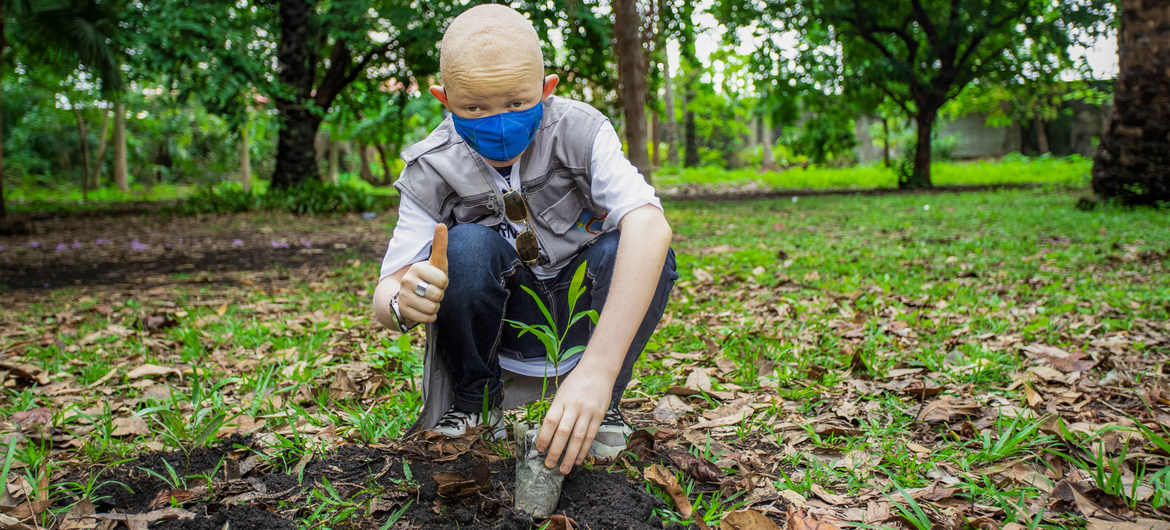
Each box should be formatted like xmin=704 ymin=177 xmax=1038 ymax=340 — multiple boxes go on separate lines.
xmin=465 ymin=105 xmax=479 ymax=112
xmin=510 ymin=101 xmax=524 ymax=108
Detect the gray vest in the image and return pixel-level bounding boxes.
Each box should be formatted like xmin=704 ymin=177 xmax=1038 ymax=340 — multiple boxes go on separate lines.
xmin=395 ymin=96 xmax=610 ymax=267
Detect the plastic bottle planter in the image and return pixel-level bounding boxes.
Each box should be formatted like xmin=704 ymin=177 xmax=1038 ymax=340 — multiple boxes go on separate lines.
xmin=513 ymin=422 xmax=564 ymax=519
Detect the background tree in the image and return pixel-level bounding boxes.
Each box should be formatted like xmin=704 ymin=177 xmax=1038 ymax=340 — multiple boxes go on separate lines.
xmin=716 ymin=0 xmax=1111 ymax=188
xmin=1091 ymin=0 xmax=1169 ymax=205
xmin=612 ymin=0 xmax=651 ymax=180
xmin=1 ymin=0 xmax=124 ymax=218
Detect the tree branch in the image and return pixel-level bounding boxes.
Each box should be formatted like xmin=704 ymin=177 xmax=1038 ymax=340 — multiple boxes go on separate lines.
xmin=909 ymin=0 xmax=936 ymax=38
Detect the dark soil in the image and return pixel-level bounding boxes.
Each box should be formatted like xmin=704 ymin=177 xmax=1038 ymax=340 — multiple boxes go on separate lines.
xmin=76 ymin=436 xmax=672 ymax=529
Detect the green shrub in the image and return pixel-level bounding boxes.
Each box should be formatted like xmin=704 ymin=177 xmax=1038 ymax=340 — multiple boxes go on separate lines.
xmin=181 ymin=180 xmax=396 ymax=215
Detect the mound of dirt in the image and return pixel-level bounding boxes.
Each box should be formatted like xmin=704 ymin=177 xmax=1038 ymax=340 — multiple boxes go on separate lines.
xmin=74 ymin=437 xmax=670 ymax=529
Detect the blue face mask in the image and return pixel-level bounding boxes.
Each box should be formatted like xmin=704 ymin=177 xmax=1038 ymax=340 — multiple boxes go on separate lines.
xmin=451 ymin=101 xmax=544 ymax=162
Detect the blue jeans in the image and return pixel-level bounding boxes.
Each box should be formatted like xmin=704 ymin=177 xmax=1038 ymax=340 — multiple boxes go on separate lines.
xmin=436 ymin=223 xmax=677 ymax=412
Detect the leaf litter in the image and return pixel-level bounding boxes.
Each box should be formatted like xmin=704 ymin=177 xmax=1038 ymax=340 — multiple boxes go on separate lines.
xmin=1 ymin=192 xmax=1169 ymax=527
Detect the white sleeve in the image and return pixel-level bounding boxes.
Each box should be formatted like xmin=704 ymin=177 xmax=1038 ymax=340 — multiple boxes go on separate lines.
xmin=589 ymin=121 xmax=663 ymax=231
xmin=379 ymin=193 xmax=439 ymax=280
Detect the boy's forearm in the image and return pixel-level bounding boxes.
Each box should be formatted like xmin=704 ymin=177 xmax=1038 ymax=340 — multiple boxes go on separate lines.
xmin=577 ymin=205 xmax=672 ymax=377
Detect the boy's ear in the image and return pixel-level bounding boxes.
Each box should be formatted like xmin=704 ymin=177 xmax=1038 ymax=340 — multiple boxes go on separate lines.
xmin=429 ymin=86 xmax=449 ymax=107
xmin=541 ymin=75 xmax=559 ymax=100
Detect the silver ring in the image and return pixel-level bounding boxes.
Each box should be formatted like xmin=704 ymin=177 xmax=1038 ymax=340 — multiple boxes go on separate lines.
xmin=414 ymin=280 xmax=430 ymax=298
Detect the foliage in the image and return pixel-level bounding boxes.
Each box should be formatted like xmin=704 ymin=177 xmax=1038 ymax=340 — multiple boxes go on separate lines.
xmin=713 ymin=0 xmax=1114 ymax=187
xmin=182 ymin=179 xmax=396 ymax=215
xmin=505 ymin=261 xmax=599 ymax=424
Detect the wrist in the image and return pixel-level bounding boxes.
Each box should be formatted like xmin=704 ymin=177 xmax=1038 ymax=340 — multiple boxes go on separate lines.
xmin=390 ymin=293 xmax=417 ymax=332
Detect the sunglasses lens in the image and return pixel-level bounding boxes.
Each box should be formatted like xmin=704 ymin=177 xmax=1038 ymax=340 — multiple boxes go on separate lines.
xmin=504 ymin=191 xmax=528 ymax=222
xmin=516 ymin=230 xmax=539 ymax=262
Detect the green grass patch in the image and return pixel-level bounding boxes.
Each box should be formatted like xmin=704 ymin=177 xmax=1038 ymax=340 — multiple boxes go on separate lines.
xmin=654 ymin=154 xmax=1092 ymax=191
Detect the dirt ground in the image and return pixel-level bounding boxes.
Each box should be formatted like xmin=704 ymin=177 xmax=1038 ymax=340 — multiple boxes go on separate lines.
xmin=76 ymin=435 xmax=674 ymax=529
xmin=0 ymin=209 xmax=390 ymax=291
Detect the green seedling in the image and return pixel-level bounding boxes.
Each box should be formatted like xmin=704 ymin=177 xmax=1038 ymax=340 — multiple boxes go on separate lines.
xmin=505 ymin=260 xmax=599 ymax=424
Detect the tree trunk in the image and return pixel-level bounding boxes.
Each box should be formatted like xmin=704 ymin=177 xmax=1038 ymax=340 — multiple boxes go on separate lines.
xmin=1033 ymin=117 xmax=1050 ymax=154
xmin=882 ymin=117 xmax=892 ymax=168
xmin=683 ymin=89 xmax=700 ymax=168
xmin=272 ymin=0 xmax=320 ymax=189
xmin=359 ymin=144 xmax=376 ymax=184
xmin=87 ymin=105 xmax=112 ymax=190
xmin=1092 ymin=0 xmax=1170 ymax=205
xmin=240 ymin=121 xmax=252 ymax=191
xmin=0 ymin=70 xmax=5 ymax=218
xmin=327 ymin=140 xmax=340 ymax=185
xmin=903 ymin=106 xmax=936 ymax=189
xmin=651 ymin=111 xmax=660 ymax=168
xmin=0 ymin=11 xmax=6 ymax=218
xmin=761 ymin=115 xmax=777 ymax=172
xmin=113 ymin=101 xmax=128 ymax=191
xmin=663 ymin=54 xmax=678 ymax=167
xmin=376 ymin=144 xmax=394 ymax=185
xmin=74 ymin=106 xmax=93 ymax=194
xmin=612 ymin=0 xmax=652 ymax=183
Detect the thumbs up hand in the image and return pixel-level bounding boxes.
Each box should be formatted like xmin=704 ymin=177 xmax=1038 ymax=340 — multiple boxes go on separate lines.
xmin=399 ymin=224 xmax=450 ymax=326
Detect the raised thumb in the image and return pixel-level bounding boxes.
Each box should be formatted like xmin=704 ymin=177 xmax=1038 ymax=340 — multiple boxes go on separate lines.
xmin=429 ymin=224 xmax=448 ymax=274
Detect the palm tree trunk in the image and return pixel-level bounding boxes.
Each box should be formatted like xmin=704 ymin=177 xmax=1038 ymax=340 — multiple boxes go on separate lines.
xmin=1092 ymin=0 xmax=1170 ymax=204
xmin=113 ymin=101 xmax=128 ymax=191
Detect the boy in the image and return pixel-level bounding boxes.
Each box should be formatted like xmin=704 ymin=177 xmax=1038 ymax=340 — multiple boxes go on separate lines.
xmin=372 ymin=4 xmax=676 ymax=475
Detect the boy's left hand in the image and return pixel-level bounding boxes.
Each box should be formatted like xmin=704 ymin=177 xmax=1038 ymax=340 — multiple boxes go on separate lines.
xmin=536 ymin=369 xmax=612 ymax=474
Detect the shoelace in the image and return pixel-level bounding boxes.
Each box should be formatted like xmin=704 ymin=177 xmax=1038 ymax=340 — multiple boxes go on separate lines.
xmin=437 ymin=410 xmax=475 ymax=428
xmin=602 ymin=407 xmax=624 ymax=426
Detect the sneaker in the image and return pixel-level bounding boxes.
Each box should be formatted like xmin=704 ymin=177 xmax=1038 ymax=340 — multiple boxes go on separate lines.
xmin=431 ymin=406 xmax=505 ymax=439
xmin=589 ymin=405 xmax=633 ymax=458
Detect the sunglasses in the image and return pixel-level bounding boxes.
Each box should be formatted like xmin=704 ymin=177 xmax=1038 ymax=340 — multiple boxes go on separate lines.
xmin=503 ymin=189 xmax=540 ymax=263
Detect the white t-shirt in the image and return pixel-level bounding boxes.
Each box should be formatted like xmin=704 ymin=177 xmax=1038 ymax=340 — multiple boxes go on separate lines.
xmin=379 ymin=120 xmax=662 ymax=281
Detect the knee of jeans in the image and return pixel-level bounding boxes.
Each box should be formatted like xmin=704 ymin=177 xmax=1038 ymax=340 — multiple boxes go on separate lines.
xmin=446 ymin=223 xmax=513 ymax=281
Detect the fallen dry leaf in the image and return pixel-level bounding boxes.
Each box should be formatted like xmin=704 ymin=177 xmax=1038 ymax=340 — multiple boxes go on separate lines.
xmin=626 ymin=429 xmax=657 ymax=461
xmin=434 ymin=462 xmax=491 ymax=498
xmin=653 ymin=394 xmax=693 ymax=422
xmin=1086 ymin=518 xmax=1170 ymax=530
xmin=667 ymin=451 xmax=723 ymax=484
xmin=645 ymin=464 xmax=693 ymax=518
xmin=916 ymin=396 xmax=983 ymax=423
xmin=691 ymin=405 xmax=753 ymax=429
xmin=92 ymin=508 xmax=195 ymax=530
xmin=59 ymin=499 xmax=95 ymax=530
xmin=126 ymin=363 xmax=182 ymax=380
xmin=9 ymin=408 xmax=52 ymax=428
xmin=720 ymin=509 xmax=781 ymax=530
xmin=111 ymin=416 xmax=150 ymax=437
xmin=785 ymin=506 xmax=841 ymax=530
xmin=542 ymin=514 xmax=579 ymax=530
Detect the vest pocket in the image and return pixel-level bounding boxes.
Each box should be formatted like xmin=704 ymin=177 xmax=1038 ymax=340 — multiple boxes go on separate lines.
xmin=536 ymin=190 xmax=587 ymax=235
xmin=450 ymin=193 xmax=498 ymax=225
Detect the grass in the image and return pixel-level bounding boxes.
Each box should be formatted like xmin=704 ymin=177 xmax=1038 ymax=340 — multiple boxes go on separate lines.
xmin=653 ymin=153 xmax=1092 ymax=191
xmin=2 ymin=163 xmax=1168 ymax=526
